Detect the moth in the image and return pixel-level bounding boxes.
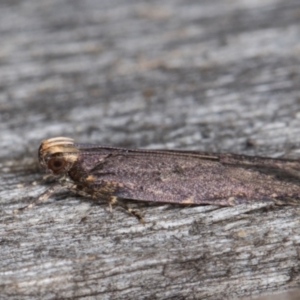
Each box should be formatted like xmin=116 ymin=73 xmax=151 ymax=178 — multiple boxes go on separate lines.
xmin=17 ymin=137 xmax=300 ymax=217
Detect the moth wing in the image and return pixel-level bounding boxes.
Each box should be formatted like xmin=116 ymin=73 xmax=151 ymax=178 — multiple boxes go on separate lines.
xmin=86 ymin=152 xmax=244 ymax=205
xmin=85 ymin=150 xmax=300 ymax=206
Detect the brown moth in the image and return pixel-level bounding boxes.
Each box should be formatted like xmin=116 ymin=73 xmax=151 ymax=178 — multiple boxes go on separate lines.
xmin=18 ymin=137 xmax=300 ymax=215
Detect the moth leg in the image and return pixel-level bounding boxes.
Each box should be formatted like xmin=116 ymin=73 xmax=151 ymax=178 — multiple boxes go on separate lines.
xmin=126 ymin=207 xmax=145 ymax=224
xmin=108 ymin=196 xmax=118 ymax=213
xmin=114 ymin=201 xmax=144 ymax=223
xmin=122 ymin=204 xmax=144 ymax=223
xmin=14 ymin=184 xmax=63 ymax=213
xmin=107 ymin=196 xmax=144 ymax=223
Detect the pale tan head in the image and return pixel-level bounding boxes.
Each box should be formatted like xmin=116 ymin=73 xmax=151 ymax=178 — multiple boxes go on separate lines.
xmin=39 ymin=137 xmax=79 ymax=174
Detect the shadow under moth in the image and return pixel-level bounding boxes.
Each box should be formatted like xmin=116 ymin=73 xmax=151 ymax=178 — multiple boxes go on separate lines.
xmin=17 ymin=137 xmax=300 ymax=219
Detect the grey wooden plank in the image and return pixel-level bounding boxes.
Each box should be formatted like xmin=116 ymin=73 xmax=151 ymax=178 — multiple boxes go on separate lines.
xmin=1 ymin=0 xmax=300 ymax=299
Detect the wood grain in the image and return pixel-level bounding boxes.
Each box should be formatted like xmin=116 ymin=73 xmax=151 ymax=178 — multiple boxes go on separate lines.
xmin=1 ymin=0 xmax=300 ymax=299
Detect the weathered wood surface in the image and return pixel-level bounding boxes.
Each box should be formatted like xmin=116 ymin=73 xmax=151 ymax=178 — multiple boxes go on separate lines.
xmin=1 ymin=0 xmax=300 ymax=299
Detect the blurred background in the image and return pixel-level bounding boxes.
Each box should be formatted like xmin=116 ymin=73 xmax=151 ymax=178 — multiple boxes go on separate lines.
xmin=1 ymin=0 xmax=300 ymax=159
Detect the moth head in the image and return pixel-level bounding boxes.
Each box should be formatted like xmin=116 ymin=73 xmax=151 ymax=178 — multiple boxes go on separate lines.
xmin=38 ymin=137 xmax=79 ymax=175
